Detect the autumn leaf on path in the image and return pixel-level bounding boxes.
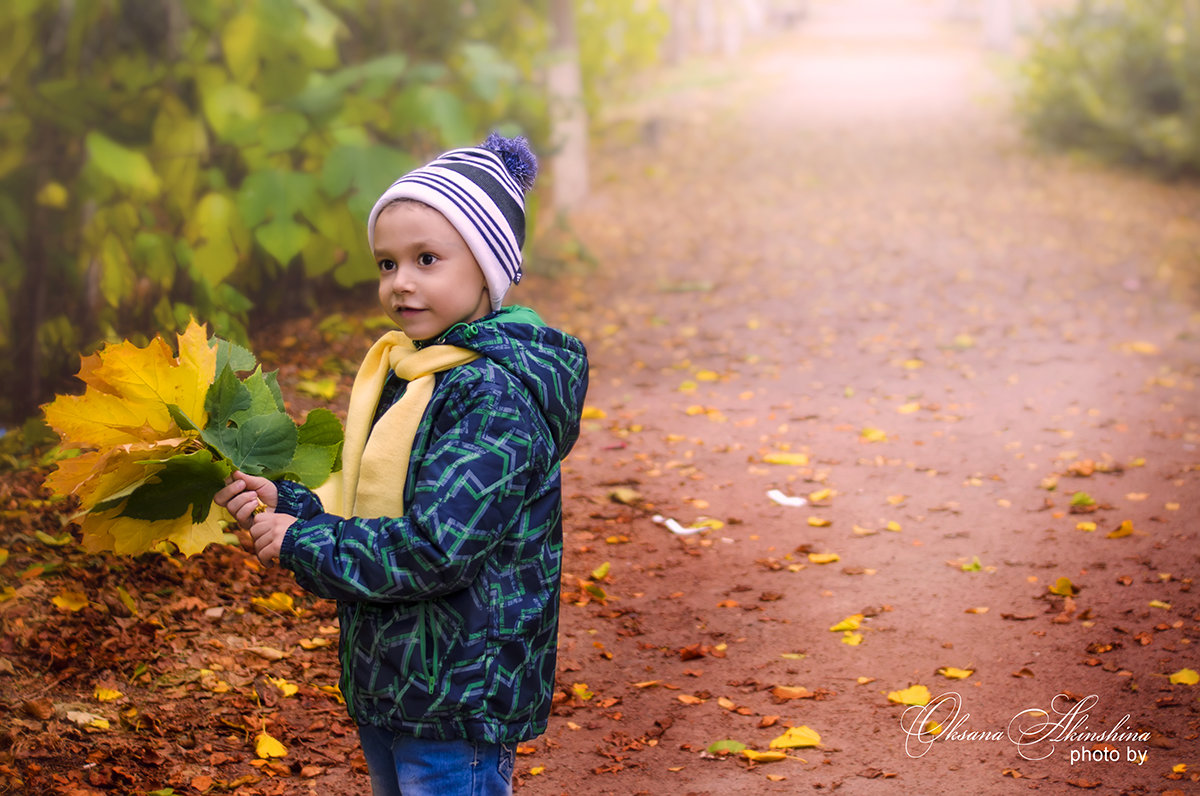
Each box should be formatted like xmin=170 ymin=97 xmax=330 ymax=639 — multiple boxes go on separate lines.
xmin=1168 ymin=669 xmax=1198 ymax=685
xmin=888 ymin=685 xmax=931 ymax=706
xmin=937 ymin=667 xmax=974 ymax=680
xmin=255 ymin=732 xmax=287 ymax=759
xmin=770 ymin=725 xmax=822 ymax=749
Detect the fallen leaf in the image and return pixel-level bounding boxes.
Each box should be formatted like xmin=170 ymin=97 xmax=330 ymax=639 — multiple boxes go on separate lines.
xmin=1168 ymin=668 xmax=1198 ymax=685
xmin=571 ymin=683 xmax=594 ymax=701
xmin=841 ymin=632 xmax=863 ymax=645
xmin=808 ymin=552 xmax=839 ymax=564
xmin=298 ymin=637 xmax=331 ymax=650
xmin=255 ymin=732 xmax=287 ymax=759
xmin=707 ymin=739 xmax=746 ymax=755
xmin=769 ymin=725 xmax=821 ymax=748
xmin=245 ymin=645 xmax=290 ymax=661
xmin=267 ymin=676 xmax=299 ymax=697
xmin=937 ymin=667 xmax=973 ymax=680
xmin=830 ymin=614 xmax=863 ymax=632
xmin=887 ymin=685 xmax=931 ymax=706
xmin=1048 ymin=577 xmax=1078 ymax=596
xmin=770 ymin=686 xmax=813 ymax=700
xmin=52 ymin=590 xmax=89 ymax=612
xmin=860 ymin=427 xmax=888 ymax=442
xmin=251 ymin=591 xmax=300 ymax=616
xmin=763 ymin=452 xmax=809 ymax=466
xmin=1107 ymin=520 xmax=1135 ymax=538
xmin=807 ymin=517 xmax=832 ymax=528
xmin=581 ymin=407 xmax=607 ymax=420
xmin=94 ymin=686 xmax=123 ymax=702
xmin=742 ymin=749 xmax=788 ymax=763
xmin=66 ymin=710 xmax=110 ymax=730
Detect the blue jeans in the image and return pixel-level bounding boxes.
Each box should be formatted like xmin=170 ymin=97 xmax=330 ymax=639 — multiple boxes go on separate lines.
xmin=357 ymin=724 xmax=515 ymax=796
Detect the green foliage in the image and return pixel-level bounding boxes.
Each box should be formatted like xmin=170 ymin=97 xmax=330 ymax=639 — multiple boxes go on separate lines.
xmin=1017 ymin=0 xmax=1200 ymax=174
xmin=576 ymin=0 xmax=670 ymax=118
xmin=1 ymin=0 xmax=668 ymax=424
xmin=0 ymin=0 xmax=547 ymax=424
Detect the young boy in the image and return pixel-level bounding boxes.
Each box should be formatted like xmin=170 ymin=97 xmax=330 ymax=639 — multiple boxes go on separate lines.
xmin=216 ymin=134 xmax=588 ymax=796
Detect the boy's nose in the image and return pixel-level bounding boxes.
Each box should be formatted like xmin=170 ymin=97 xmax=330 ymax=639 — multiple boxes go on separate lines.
xmin=389 ymin=267 xmax=415 ymax=293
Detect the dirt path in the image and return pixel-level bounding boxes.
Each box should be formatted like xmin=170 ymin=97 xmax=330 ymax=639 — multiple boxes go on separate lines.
xmin=526 ymin=6 xmax=1200 ymax=795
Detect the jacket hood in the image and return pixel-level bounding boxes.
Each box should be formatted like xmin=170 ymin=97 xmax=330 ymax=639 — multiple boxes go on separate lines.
xmin=434 ymin=306 xmax=588 ymax=459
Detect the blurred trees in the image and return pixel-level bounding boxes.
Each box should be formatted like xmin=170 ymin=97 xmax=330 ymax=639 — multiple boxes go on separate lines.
xmin=0 ymin=0 xmax=669 ymax=424
xmin=1018 ymin=0 xmax=1200 ymax=174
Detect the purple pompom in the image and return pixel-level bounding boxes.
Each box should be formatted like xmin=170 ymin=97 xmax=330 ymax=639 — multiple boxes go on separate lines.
xmin=481 ymin=132 xmax=538 ymax=194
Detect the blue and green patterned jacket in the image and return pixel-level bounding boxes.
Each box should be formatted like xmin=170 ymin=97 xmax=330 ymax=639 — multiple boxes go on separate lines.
xmin=275 ymin=306 xmax=588 ymax=743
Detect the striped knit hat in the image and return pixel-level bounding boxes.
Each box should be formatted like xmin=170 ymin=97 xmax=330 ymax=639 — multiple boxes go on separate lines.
xmin=367 ymin=133 xmax=538 ymax=311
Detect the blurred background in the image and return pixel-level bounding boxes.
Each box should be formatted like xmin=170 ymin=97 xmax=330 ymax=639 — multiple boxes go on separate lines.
xmin=1 ymin=0 xmax=1196 ymax=428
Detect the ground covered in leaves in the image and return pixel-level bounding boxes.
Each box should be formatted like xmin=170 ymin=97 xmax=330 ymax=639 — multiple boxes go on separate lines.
xmin=4 ymin=5 xmax=1200 ymax=795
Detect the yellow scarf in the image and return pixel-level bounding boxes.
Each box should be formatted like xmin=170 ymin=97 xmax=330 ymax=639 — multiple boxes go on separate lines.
xmin=315 ymin=331 xmax=480 ymax=519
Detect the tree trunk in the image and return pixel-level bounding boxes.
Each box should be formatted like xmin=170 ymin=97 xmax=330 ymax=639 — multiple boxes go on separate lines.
xmin=547 ymin=0 xmax=589 ymax=211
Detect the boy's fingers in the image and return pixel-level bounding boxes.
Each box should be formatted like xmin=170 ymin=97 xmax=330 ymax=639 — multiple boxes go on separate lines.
xmin=213 ymin=479 xmax=244 ymax=504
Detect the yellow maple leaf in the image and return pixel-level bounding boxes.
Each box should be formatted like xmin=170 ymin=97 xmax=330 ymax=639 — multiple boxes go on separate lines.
xmin=255 ymin=732 xmax=288 ymax=759
xmin=94 ymin=686 xmax=123 ymax=702
xmin=937 ymin=667 xmax=974 ymax=680
xmin=841 ymin=632 xmax=863 ymax=646
xmin=887 ymin=685 xmax=931 ymax=706
xmin=44 ymin=321 xmax=214 ymax=450
xmin=166 ymin=507 xmax=231 ymax=557
xmin=1168 ymin=668 xmax=1198 ymax=685
xmin=580 ymin=406 xmax=606 ymax=420
xmin=769 ymin=725 xmax=821 ymax=749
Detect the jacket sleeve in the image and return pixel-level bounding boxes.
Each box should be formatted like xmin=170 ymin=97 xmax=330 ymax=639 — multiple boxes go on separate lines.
xmin=274 ymin=480 xmax=326 ymax=521
xmin=277 ymin=376 xmax=539 ymax=603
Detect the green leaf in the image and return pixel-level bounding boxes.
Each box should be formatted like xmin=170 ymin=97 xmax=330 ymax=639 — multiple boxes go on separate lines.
xmin=199 ymin=80 xmax=262 ymax=138
xmin=211 ymin=337 xmax=256 ymax=374
xmin=297 ymin=407 xmax=344 ymax=472
xmin=707 ymin=739 xmax=747 ymax=755
xmin=238 ymin=170 xmax=317 ymax=227
xmin=278 ymin=442 xmax=337 ymax=487
xmin=85 ymin=132 xmax=160 ymax=197
xmin=229 ymin=413 xmax=297 ymax=475
xmin=255 ymin=219 xmax=311 ymax=265
xmin=233 ymin=367 xmax=286 ymax=424
xmin=121 ymin=449 xmax=231 ymax=523
xmin=259 ymin=110 xmax=309 ymax=152
xmin=204 ymin=365 xmax=252 ymax=428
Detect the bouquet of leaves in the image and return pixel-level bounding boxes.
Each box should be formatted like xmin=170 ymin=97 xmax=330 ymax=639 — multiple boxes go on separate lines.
xmin=43 ymin=320 xmax=343 ymax=556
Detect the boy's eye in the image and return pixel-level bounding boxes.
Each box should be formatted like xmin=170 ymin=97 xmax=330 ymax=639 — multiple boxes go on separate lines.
xmin=417 ymin=253 xmax=437 ymax=267
xmin=377 ymin=259 xmax=396 ymax=272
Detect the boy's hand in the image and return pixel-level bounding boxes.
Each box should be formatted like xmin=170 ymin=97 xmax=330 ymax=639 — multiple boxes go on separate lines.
xmin=249 ymin=511 xmax=296 ymax=565
xmin=214 ymin=471 xmax=279 ymax=530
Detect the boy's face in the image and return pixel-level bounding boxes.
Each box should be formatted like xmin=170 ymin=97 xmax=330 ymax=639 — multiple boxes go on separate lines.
xmin=374 ymin=201 xmax=492 ymax=341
